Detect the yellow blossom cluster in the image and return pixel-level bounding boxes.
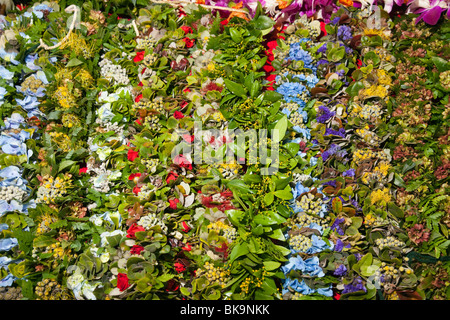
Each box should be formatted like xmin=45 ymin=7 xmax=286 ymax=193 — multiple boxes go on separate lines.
xmin=370 ymin=188 xmax=391 ymax=206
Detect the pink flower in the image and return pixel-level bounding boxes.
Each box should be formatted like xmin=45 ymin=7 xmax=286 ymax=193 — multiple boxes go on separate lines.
xmin=407 ymin=0 xmax=449 ymax=25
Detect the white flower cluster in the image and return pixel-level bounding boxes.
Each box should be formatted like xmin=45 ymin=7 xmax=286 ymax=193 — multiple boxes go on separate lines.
xmin=0 ymin=186 xmax=26 ymax=202
xmin=293 ymin=173 xmax=311 ymax=183
xmin=296 ymin=193 xmax=324 ymax=216
xmin=137 ymin=213 xmax=168 ymax=234
xmin=289 ymin=233 xmax=312 ymax=252
xmin=87 ymin=161 xmax=122 ymax=193
xmin=99 ymin=56 xmax=130 ymax=86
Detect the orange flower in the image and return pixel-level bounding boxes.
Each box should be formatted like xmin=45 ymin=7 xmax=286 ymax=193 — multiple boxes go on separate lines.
xmin=226 ymin=2 xmax=249 ymax=22
xmin=277 ymin=0 xmax=290 ymax=9
xmin=339 ymin=0 xmax=353 ymax=6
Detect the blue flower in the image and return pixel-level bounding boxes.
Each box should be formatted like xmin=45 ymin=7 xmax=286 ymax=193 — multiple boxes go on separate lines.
xmin=0 ymin=237 xmax=18 ymax=251
xmin=0 ymin=87 xmax=7 ymax=100
xmin=16 ymin=95 xmax=41 ymax=113
xmin=0 ymin=48 xmax=19 ymax=65
xmin=1 ymin=113 xmax=25 ymax=130
xmin=0 ymin=65 xmax=14 ymax=82
xmin=0 ymin=273 xmax=16 ymax=287
xmin=293 ymin=126 xmax=311 ymax=139
xmin=307 ymin=234 xmax=334 ymax=254
xmin=25 ymin=54 xmax=41 ymax=71
xmin=337 ymin=25 xmax=353 ymax=41
xmin=287 ymin=42 xmax=317 ymax=72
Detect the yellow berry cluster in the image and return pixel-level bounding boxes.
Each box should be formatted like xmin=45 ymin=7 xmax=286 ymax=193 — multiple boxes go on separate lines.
xmin=35 ymin=278 xmax=73 ymax=300
xmin=296 ymin=193 xmax=323 ymax=216
xmin=196 ymin=261 xmax=230 ymax=288
xmin=207 ymin=221 xmax=237 ymax=242
xmin=375 ymin=236 xmax=405 ymax=250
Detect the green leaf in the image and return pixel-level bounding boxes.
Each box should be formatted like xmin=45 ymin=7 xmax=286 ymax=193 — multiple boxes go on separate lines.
xmin=66 ymin=58 xmax=84 ymax=67
xmin=253 ymin=16 xmax=274 ymax=30
xmin=272 ymin=115 xmax=288 ymax=143
xmin=263 ymin=261 xmax=281 ymax=271
xmin=229 ymin=28 xmax=242 ymax=43
xmin=267 ymin=228 xmax=285 ymax=241
xmin=229 ymin=242 xmax=249 ymax=263
xmin=431 ymin=56 xmax=450 ymax=72
xmin=224 ymin=78 xmax=247 ymax=98
xmin=273 ymin=186 xmax=293 ymax=200
xmin=264 ymin=192 xmax=274 ymax=206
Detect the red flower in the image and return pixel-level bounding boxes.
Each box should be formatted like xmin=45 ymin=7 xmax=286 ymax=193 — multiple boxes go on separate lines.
xmin=181 ymin=221 xmax=191 ymax=232
xmin=182 ymin=243 xmax=192 ymax=251
xmin=133 ymin=51 xmax=145 ymax=63
xmin=182 ymin=37 xmax=195 ymax=48
xmin=126 ymin=223 xmax=145 ymax=239
xmin=180 ymin=101 xmax=188 ymax=109
xmin=132 ymin=186 xmax=141 ymax=195
xmin=169 ymin=198 xmax=180 ymax=209
xmin=128 ymin=173 xmax=142 ymax=181
xmin=267 ymin=40 xmax=278 ymax=50
xmin=166 ymin=279 xmax=180 ymax=292
xmin=117 ymin=273 xmax=130 ymax=291
xmin=135 ymin=117 xmax=143 ymax=125
xmin=135 ymin=93 xmax=143 ymax=103
xmin=174 ymin=111 xmax=185 ymax=119
xmin=320 ymin=21 xmax=327 ymax=36
xmin=173 ymin=154 xmax=192 ymax=170
xmin=127 ymin=149 xmax=139 ymax=162
xmin=130 ymin=245 xmax=145 ymax=255
xmin=183 ymin=134 xmax=195 ymax=143
xmin=174 ymin=262 xmax=186 ymax=273
xmin=181 ymin=26 xmax=193 ymax=34
xmin=263 ymin=64 xmax=275 ymax=73
xmin=166 ymin=171 xmax=179 ymax=184
xmin=79 ymin=167 xmax=87 ymax=174
xmin=334 ymin=292 xmax=341 ymax=300
xmin=356 ymin=59 xmax=362 ymax=69
xmin=220 ymin=190 xmax=234 ymax=198
xmin=215 ymin=243 xmax=229 ymax=259
xmin=220 ymin=19 xmax=229 ymax=26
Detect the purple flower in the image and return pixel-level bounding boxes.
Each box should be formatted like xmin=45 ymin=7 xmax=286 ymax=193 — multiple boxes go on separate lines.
xmin=407 ymin=0 xmax=450 ymax=25
xmin=317 ymin=105 xmax=336 ymax=123
xmin=322 ymin=143 xmax=341 ymax=162
xmin=337 ymin=25 xmax=352 ymax=41
xmin=331 ymin=218 xmax=345 ymax=236
xmin=342 ymin=278 xmax=367 ymax=294
xmin=333 ymin=264 xmax=347 ymax=276
xmin=325 ymin=127 xmax=345 ymax=138
xmin=342 ymin=168 xmax=355 ymax=177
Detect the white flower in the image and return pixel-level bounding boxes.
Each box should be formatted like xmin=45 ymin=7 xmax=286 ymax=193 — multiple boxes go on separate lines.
xmin=100 ymin=252 xmax=110 ymax=263
xmin=89 ymin=215 xmax=103 ymax=226
xmin=97 ymin=146 xmax=112 ymax=161
xmin=107 ymin=170 xmax=122 ymax=180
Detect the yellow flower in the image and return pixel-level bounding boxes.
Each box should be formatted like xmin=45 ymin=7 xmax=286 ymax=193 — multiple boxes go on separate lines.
xmin=370 ymin=188 xmax=391 ymax=206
